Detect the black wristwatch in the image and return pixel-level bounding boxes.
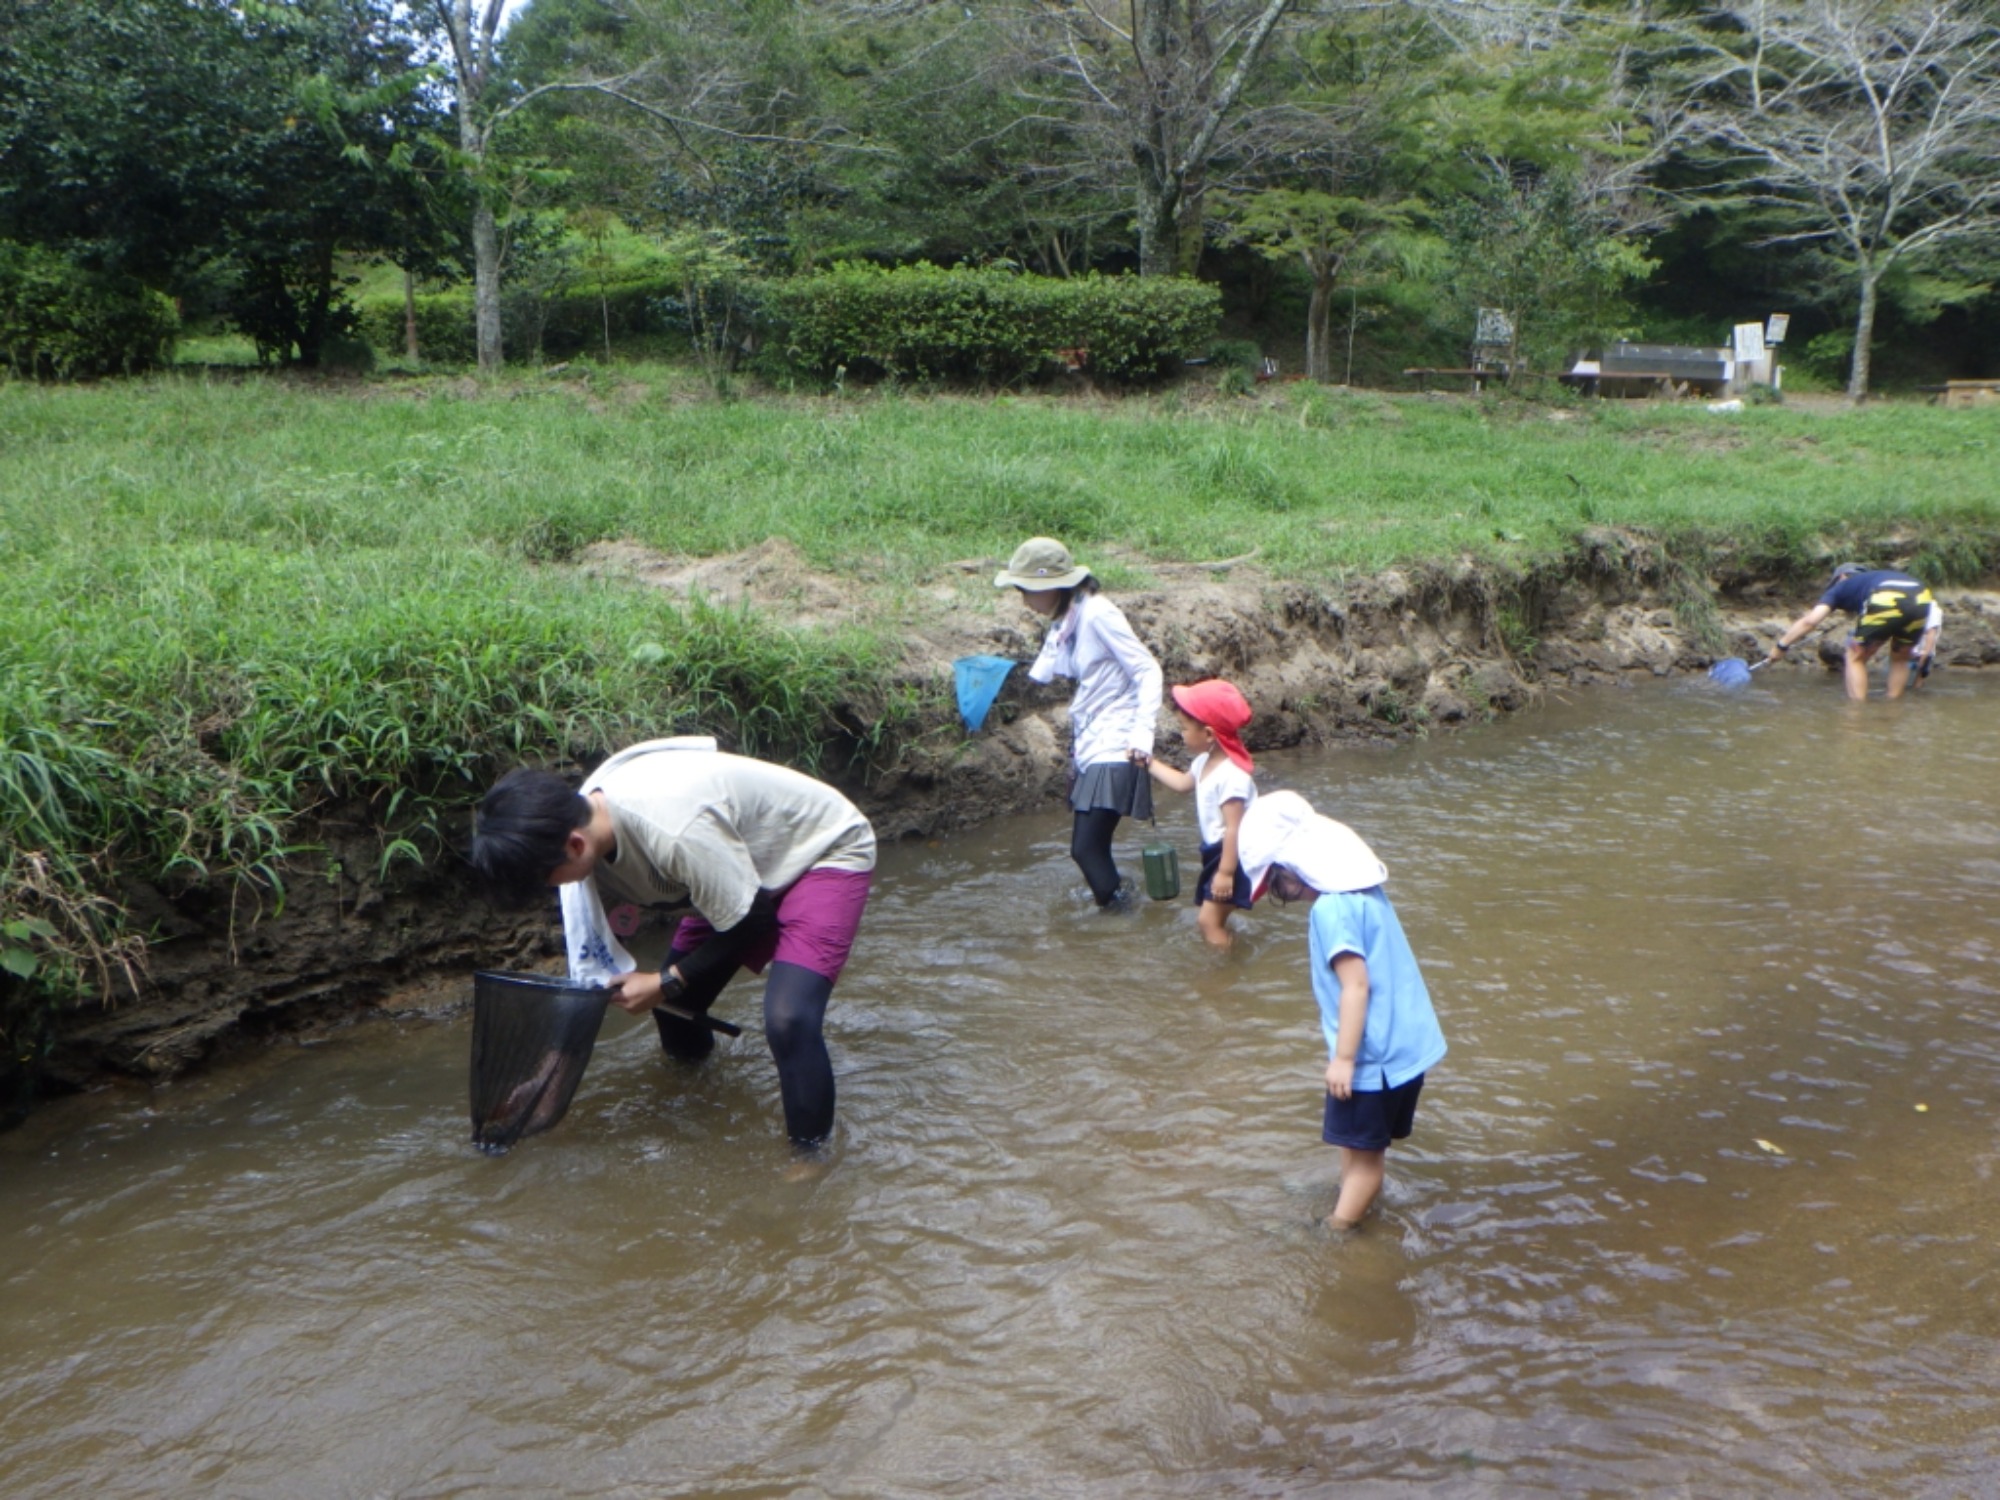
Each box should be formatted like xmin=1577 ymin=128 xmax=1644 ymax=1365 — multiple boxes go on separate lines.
xmin=1774 ymin=639 xmax=1790 ymax=653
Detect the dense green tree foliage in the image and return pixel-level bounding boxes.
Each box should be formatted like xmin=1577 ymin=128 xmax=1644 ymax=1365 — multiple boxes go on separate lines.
xmin=3 ymin=0 xmax=1997 ymax=385
xmin=0 ymin=0 xmax=457 ymax=367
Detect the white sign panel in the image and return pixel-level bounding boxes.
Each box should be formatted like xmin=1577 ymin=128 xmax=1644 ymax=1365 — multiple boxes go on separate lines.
xmin=1765 ymin=313 xmax=1790 ymax=345
xmin=1733 ymin=322 xmax=1767 ymax=363
xmin=1475 ymin=307 xmax=1514 ymax=346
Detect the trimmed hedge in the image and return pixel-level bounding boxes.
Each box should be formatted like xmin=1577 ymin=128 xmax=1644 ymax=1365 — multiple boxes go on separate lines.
xmin=0 ymin=241 xmax=179 ymax=379
xmin=356 ymin=277 xmax=679 ymax=366
xmin=353 ymin=264 xmax=1221 ymax=382
xmin=761 ymin=263 xmax=1222 ymax=384
xmin=533 ymin=279 xmax=677 ymax=357
xmin=355 ymin=290 xmax=477 ymax=365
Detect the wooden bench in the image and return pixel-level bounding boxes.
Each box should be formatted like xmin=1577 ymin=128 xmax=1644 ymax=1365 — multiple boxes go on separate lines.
xmin=1921 ymin=379 xmax=2000 ymax=407
xmin=1404 ymin=366 xmax=1508 ymax=392
xmin=1558 ymin=370 xmax=1727 ymax=399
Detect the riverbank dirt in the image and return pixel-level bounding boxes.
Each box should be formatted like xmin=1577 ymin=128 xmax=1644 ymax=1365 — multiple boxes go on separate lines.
xmin=43 ymin=533 xmax=2000 ymax=1099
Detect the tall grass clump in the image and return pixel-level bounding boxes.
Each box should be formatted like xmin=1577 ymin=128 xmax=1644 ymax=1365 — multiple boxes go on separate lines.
xmin=0 ymin=517 xmax=908 ymax=1113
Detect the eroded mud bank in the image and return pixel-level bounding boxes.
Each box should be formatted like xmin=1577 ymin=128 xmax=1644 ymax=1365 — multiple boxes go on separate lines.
xmin=43 ymin=532 xmax=2000 ymax=1096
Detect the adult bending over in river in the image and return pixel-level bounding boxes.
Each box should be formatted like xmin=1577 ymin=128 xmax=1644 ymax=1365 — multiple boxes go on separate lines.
xmin=1768 ymin=562 xmax=1938 ymax=701
xmin=471 ymin=739 xmax=875 ymax=1147
xmin=995 ymin=536 xmax=1163 ymax=908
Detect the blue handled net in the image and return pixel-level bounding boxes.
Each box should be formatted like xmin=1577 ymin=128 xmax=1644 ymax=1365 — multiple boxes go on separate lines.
xmin=953 ymin=654 xmax=1017 ymax=732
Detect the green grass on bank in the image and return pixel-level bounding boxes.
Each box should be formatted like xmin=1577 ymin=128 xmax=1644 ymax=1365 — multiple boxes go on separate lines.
xmin=3 ymin=365 xmax=1999 ymax=1096
xmin=13 ymin=369 xmax=2000 ymax=581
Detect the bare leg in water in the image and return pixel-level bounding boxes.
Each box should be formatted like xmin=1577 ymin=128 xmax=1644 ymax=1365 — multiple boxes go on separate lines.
xmin=1326 ymin=1148 xmax=1386 ymax=1231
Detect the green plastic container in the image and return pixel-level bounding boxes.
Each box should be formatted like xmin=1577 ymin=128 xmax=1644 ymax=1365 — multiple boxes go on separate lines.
xmin=1142 ymin=842 xmax=1181 ymax=901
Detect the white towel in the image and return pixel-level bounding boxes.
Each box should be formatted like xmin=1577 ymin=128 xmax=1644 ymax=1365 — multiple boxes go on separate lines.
xmin=560 ymin=875 xmax=637 ymax=987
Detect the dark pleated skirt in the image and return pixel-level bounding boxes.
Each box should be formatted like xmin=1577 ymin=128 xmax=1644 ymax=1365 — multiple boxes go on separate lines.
xmin=1070 ymin=759 xmax=1154 ymax=820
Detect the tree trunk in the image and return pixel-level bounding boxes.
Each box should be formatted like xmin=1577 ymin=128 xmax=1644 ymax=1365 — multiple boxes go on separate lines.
xmin=1136 ymin=179 xmax=1180 ymax=277
xmin=1847 ymin=271 xmax=1879 ymax=403
xmin=404 ymin=267 xmax=420 ymax=361
xmin=472 ymin=191 xmax=503 ymax=372
xmin=1175 ymin=180 xmax=1206 ymax=277
xmin=1305 ymin=274 xmax=1331 ymax=383
xmin=1133 ymin=0 xmax=1180 ymax=278
xmin=299 ymin=241 xmax=339 ymax=369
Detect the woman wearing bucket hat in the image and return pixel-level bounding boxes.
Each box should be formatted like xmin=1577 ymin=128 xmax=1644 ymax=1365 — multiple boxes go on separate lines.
xmin=1148 ymin=679 xmax=1259 ymax=948
xmin=1240 ymin=791 xmax=1447 ymax=1233
xmin=996 ymin=536 xmax=1164 ymax=908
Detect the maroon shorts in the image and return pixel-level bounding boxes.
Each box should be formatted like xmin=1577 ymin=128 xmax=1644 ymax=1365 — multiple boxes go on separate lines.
xmin=669 ymin=866 xmax=872 ymax=983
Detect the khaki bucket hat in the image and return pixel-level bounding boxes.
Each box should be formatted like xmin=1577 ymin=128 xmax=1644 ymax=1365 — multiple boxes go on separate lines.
xmin=994 ymin=536 xmax=1091 ymax=591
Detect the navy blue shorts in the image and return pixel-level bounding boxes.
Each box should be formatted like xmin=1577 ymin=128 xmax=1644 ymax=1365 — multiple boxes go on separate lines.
xmin=1194 ymin=840 xmax=1254 ymax=910
xmin=1323 ymin=1072 xmax=1426 ymax=1151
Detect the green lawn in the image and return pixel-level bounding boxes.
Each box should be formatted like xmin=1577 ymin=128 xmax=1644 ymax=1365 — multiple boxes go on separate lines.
xmin=12 ymin=370 xmax=1999 ymax=584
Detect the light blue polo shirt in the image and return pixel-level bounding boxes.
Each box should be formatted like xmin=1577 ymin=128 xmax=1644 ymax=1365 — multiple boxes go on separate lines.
xmin=1307 ymin=886 xmax=1447 ymax=1092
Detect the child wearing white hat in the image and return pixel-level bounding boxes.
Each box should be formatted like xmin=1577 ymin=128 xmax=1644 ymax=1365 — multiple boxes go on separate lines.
xmin=1239 ymin=791 xmax=1448 ymax=1232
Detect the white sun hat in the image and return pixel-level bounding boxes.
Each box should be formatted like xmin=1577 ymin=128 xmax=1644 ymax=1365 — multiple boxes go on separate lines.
xmin=1239 ymin=790 xmax=1387 ymax=901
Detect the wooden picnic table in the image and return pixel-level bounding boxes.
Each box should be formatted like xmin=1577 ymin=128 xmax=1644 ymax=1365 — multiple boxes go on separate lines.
xmin=1403 ymin=366 xmax=1509 ymax=392
xmin=1918 ymin=379 xmax=2000 ymax=407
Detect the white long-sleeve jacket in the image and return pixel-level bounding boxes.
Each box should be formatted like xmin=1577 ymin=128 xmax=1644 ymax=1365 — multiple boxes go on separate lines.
xmin=1028 ymin=592 xmax=1162 ymax=769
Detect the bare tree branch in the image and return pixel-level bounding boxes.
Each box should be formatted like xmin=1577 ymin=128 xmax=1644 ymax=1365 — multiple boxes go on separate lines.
xmin=1679 ymin=0 xmax=2000 ymax=398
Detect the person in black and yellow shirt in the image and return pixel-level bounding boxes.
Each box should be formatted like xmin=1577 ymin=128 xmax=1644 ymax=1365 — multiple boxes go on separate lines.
xmin=1767 ymin=562 xmax=1937 ymax=700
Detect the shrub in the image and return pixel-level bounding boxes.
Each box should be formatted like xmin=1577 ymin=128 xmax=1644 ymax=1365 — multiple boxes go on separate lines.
xmin=1209 ymin=338 xmax=1263 ymax=372
xmin=320 ymin=334 xmax=375 ymax=374
xmin=762 ymin=263 xmax=1220 ymax=385
xmin=535 ymin=278 xmax=676 ymax=359
xmin=356 ymin=277 xmax=682 ymax=366
xmin=1795 ymin=329 xmax=1855 ymax=387
xmin=355 ymin=290 xmax=477 ymax=366
xmin=0 ymin=241 xmax=179 ymax=379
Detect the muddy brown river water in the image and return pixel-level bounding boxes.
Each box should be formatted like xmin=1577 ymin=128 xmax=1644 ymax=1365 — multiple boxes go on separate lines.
xmin=5 ymin=671 xmax=2000 ymax=1497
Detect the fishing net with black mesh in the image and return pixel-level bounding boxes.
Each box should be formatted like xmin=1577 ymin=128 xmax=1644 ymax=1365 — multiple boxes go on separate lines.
xmin=468 ymin=970 xmax=611 ymax=1153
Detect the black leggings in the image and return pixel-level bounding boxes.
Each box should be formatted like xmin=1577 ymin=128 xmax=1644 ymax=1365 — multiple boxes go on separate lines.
xmin=1070 ymin=806 xmax=1125 ymax=905
xmin=653 ymin=959 xmax=837 ymax=1146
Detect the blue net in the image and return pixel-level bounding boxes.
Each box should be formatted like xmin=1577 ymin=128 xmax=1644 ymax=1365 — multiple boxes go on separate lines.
xmin=1708 ymin=657 xmax=1752 ymax=687
xmin=953 ymin=654 xmax=1017 ymax=732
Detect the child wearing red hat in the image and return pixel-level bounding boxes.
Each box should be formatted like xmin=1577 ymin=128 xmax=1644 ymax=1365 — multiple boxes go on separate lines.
xmin=1148 ymin=679 xmax=1258 ymax=948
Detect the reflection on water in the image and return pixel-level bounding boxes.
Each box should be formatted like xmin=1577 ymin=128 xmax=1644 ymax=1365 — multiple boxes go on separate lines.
xmin=4 ymin=672 xmax=1999 ymax=1496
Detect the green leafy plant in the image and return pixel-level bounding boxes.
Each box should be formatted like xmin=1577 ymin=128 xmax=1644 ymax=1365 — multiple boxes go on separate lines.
xmin=1496 ymin=607 xmax=1539 ymax=660
xmin=1 ymin=917 xmax=56 ymax=981
xmin=0 ymin=241 xmax=180 ymax=378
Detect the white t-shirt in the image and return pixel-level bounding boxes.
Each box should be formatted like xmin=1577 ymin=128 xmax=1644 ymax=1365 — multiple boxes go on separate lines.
xmin=583 ymin=739 xmax=876 ymax=931
xmin=1026 ymin=591 xmax=1163 ymax=769
xmin=1190 ymin=751 xmax=1257 ymax=845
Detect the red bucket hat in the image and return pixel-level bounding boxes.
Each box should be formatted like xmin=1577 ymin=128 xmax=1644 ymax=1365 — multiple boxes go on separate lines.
xmin=1170 ymin=679 xmax=1254 ymax=773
